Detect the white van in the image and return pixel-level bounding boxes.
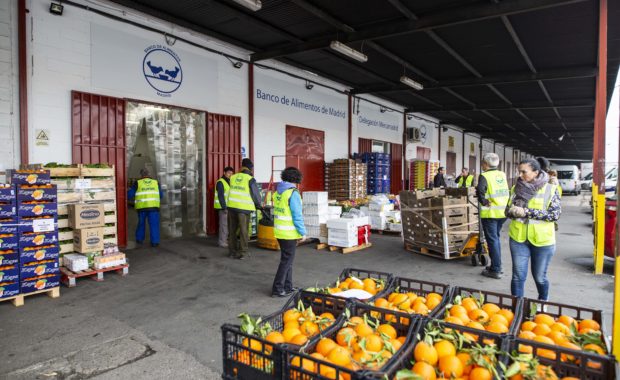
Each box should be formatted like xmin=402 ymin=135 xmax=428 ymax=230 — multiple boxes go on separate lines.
xmin=552 ymin=165 xmax=580 ymax=195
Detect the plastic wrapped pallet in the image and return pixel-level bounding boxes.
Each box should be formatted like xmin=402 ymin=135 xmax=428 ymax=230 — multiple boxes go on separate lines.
xmin=303 ymin=192 xmax=329 ymax=241
xmin=63 ymin=253 xmax=89 ymax=272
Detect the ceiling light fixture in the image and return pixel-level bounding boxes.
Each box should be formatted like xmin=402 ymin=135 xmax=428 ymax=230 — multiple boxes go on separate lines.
xmin=558 ymin=133 xmax=565 ymax=142
xmin=231 ymin=0 xmax=262 ymax=11
xmin=329 ymin=41 xmax=368 ymax=63
xmin=400 ymin=75 xmax=424 ymax=91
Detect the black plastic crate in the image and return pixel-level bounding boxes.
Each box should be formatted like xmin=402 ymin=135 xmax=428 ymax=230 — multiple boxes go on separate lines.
xmin=222 ymin=291 xmax=349 ymax=380
xmin=517 ymin=298 xmax=611 ymax=355
xmin=365 ymin=319 xmax=507 ymax=379
xmin=369 ymin=277 xmax=451 ymax=320
xmin=304 ymin=268 xmax=395 ymax=303
xmin=282 ymin=302 xmax=418 ymax=380
xmin=437 ymin=286 xmax=524 ymax=336
xmin=506 ymin=337 xmax=617 ymax=380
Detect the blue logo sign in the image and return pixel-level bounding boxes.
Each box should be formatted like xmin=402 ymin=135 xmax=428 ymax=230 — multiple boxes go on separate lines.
xmin=143 ymin=45 xmax=182 ymax=97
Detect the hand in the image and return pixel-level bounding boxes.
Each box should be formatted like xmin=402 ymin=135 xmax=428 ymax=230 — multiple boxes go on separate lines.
xmin=300 ymin=235 xmax=308 ymax=242
xmin=510 ymin=206 xmax=527 ymax=218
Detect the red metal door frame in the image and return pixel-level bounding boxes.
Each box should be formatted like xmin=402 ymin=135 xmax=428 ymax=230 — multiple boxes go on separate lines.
xmin=285 ymin=125 xmax=325 ymax=191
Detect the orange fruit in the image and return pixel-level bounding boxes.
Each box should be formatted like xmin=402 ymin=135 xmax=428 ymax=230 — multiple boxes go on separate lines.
xmin=290 ymin=334 xmax=309 ymax=346
xmin=489 ymin=314 xmax=509 ymax=327
xmin=498 ymin=309 xmax=515 ymax=324
xmin=377 ymin=324 xmax=397 ymax=340
xmin=291 ymin=355 xmax=315 ymax=373
xmin=487 ymin=322 xmax=509 ymax=334
xmin=336 ymin=328 xmax=357 ymax=347
xmin=265 ymin=331 xmax=285 ymax=345
xmin=481 ymin=303 xmax=500 ymax=316
xmin=348 ymin=316 xmax=364 ymax=326
xmin=390 ymin=338 xmax=403 ymax=352
xmin=559 ymin=341 xmax=581 ymax=362
xmin=450 ymin=305 xmax=468 ymax=317
xmin=469 ymin=367 xmax=493 ymax=380
xmin=461 ymin=297 xmax=479 ymax=312
xmin=283 ymin=309 xmax=302 ymax=324
xmin=534 ymin=335 xmax=555 ymax=345
xmin=557 ymin=315 xmax=577 ymax=328
xmin=583 ymin=343 xmax=605 ymax=355
xmin=300 ymin=321 xmax=320 ymax=337
xmin=533 ymin=323 xmax=552 ymax=337
xmin=355 ymin=322 xmax=374 ymax=338
xmin=438 ymin=355 xmax=464 ymax=377
xmin=316 ymin=338 xmax=338 ymax=357
xmin=518 ymin=330 xmax=537 ymax=340
xmin=521 ymin=321 xmax=537 ymax=332
xmin=282 ymin=327 xmax=302 ymax=342
xmin=550 ymin=322 xmax=570 ymax=335
xmin=374 ymin=298 xmax=389 ymax=309
xmin=348 ymin=279 xmax=364 ymax=290
xmin=285 ymin=320 xmax=300 ymax=330
xmin=434 ymin=340 xmax=456 ymax=359
xmin=536 ymin=346 xmax=558 ymax=360
xmin=352 ymin=350 xmax=372 ymax=364
xmin=365 ymin=334 xmax=384 ymax=352
xmin=534 ymin=314 xmax=555 ymax=327
xmin=327 ymin=346 xmax=351 ymax=367
xmin=320 ymin=312 xmax=335 ymax=321
xmin=468 ymin=309 xmax=489 ymax=323
xmin=579 ymin=319 xmax=601 ymax=331
xmin=242 ymin=337 xmax=263 ymax=351
xmin=456 ymin=352 xmax=472 ymax=375
xmin=414 ymin=341 xmax=438 ymax=366
xmin=547 ymin=331 xmax=568 ymax=345
xmin=412 ymin=361 xmax=437 ymax=380
xmin=467 ymin=321 xmax=485 ymax=330
xmin=413 ymin=302 xmax=430 ymax=315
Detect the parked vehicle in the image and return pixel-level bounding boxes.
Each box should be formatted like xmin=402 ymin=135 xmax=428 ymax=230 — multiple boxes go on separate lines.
xmin=552 ymin=165 xmax=581 ymax=195
xmin=605 ymin=167 xmax=617 ymax=192
xmin=580 ymin=172 xmax=593 ymax=190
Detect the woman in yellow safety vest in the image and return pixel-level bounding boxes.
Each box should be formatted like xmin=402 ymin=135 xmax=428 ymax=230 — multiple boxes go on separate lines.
xmin=505 ymin=157 xmax=561 ymax=301
xmin=271 ymin=167 xmax=306 ymax=298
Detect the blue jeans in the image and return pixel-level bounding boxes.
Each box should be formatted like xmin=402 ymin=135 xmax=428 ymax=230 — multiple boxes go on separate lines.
xmin=481 ymin=218 xmax=506 ymax=273
xmin=510 ymin=238 xmax=555 ymax=300
xmin=136 ymin=210 xmax=160 ymax=244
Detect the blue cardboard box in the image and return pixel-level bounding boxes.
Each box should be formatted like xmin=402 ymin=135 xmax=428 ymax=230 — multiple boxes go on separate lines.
xmin=17 ymin=216 xmax=57 ymax=233
xmin=17 ymin=185 xmax=57 ymax=203
xmin=0 ymin=185 xmax=15 ymax=203
xmin=20 ymin=245 xmax=59 ymax=264
xmin=0 ymin=250 xmax=18 ymax=266
xmin=20 ymin=259 xmax=59 ymax=278
xmin=0 ymin=217 xmax=17 ymax=234
xmin=20 ymin=274 xmax=60 ymax=294
xmin=17 ymin=202 xmax=57 ymax=217
xmin=0 ymin=281 xmax=19 ymax=299
xmin=18 ymin=231 xmax=58 ymax=248
xmin=0 ymin=234 xmax=18 ymax=250
xmin=8 ymin=170 xmax=51 ymax=185
xmin=0 ymin=204 xmax=16 ymax=218
xmin=0 ymin=264 xmax=19 ymax=283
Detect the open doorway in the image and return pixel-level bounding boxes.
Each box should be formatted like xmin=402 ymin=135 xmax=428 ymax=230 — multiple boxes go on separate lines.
xmin=125 ymin=101 xmax=205 ymax=246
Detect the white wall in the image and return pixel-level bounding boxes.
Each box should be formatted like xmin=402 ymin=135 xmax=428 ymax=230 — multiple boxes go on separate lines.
xmin=440 ymin=126 xmax=464 ymax=178
xmin=0 ymin=0 xmax=19 ymax=171
xmin=404 ymin=115 xmax=439 ymax=161
xmin=352 ymin=95 xmax=404 ymax=150
xmin=463 ymin=133 xmax=481 ymax=175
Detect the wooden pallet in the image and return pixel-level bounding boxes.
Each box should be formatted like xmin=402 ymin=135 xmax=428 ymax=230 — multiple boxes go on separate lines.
xmin=60 ymin=264 xmax=129 ymax=287
xmin=371 ymin=229 xmax=402 ymax=236
xmin=0 ymin=287 xmax=60 ymax=307
xmin=316 ymin=242 xmax=372 ymax=254
xmin=404 ymin=242 xmax=466 ymax=260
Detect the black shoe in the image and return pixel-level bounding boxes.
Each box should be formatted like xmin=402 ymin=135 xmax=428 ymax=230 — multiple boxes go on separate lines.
xmin=481 ymin=268 xmax=503 ymax=279
xmin=485 ymin=266 xmax=504 ymax=274
xmin=286 ymin=287 xmax=300 ymax=293
xmin=136 ymin=241 xmax=144 ymax=245
xmin=151 ymin=243 xmax=159 ymax=247
xmin=271 ymin=290 xmax=294 ymax=298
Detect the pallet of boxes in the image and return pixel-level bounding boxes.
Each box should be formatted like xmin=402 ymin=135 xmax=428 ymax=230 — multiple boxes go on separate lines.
xmin=400 ymin=187 xmax=478 ymax=260
xmin=42 ymin=164 xmax=128 ymax=287
xmin=303 ymin=192 xmax=342 ymax=245
xmin=0 ymin=169 xmax=61 ymax=307
xmin=326 ymin=159 xmax=367 ymax=201
xmin=317 ymin=211 xmax=372 ymax=254
xmin=361 ymin=194 xmax=402 ymax=236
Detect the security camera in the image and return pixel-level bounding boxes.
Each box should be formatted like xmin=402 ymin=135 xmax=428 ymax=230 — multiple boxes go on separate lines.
xmin=305 ymin=81 xmax=314 ymax=90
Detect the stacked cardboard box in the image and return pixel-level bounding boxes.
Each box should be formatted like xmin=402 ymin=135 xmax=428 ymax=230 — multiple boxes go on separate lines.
xmin=9 ymin=170 xmax=61 ymax=294
xmin=356 ymin=153 xmax=391 ymax=195
xmin=0 ymin=184 xmax=19 ymax=299
xmin=68 ymin=203 xmax=105 ymax=267
xmin=409 ymin=160 xmax=440 ymax=190
xmin=303 ymin=192 xmax=329 ymax=243
xmin=327 ymin=216 xmax=370 ymax=248
xmin=326 ymin=159 xmax=367 ymax=201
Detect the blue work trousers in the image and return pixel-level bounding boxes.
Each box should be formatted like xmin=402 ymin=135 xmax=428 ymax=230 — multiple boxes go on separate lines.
xmin=510 ymin=238 xmax=555 ymax=301
xmin=136 ymin=210 xmax=160 ymax=244
xmin=481 ymin=218 xmax=506 ymax=273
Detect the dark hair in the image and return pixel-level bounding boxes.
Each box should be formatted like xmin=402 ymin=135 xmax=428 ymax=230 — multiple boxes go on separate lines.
xmin=281 ymin=167 xmax=303 ymax=184
xmin=519 ymin=158 xmax=541 ymax=172
xmin=241 ymin=158 xmax=254 ymax=169
xmin=224 ymin=166 xmax=234 ymax=172
xmin=438 ymin=166 xmax=444 ymax=171
xmin=536 ymin=157 xmax=550 ymax=172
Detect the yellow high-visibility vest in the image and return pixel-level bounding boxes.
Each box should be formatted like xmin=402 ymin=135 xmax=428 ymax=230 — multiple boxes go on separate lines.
xmin=458 ymin=175 xmax=474 ymax=188
xmin=273 ymin=188 xmax=302 ymax=240
xmin=227 ymin=173 xmax=256 ymax=211
xmin=135 ymin=178 xmax=160 ymax=209
xmin=480 ymin=170 xmax=509 ymax=219
xmin=214 ymin=178 xmax=230 ymax=210
xmin=509 ymin=184 xmax=558 ymax=247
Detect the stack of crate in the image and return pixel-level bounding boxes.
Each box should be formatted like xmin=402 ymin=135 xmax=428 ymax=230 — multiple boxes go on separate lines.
xmin=0 ymin=184 xmax=19 ymax=299
xmin=326 ymin=159 xmax=367 ymax=201
xmin=356 ymin=153 xmax=391 ymax=194
xmin=11 ymin=170 xmax=61 ymax=294
xmin=409 ymin=160 xmax=441 ymax=190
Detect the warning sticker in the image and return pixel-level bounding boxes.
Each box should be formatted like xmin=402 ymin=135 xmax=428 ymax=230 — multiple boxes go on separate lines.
xmin=35 ymin=129 xmax=50 ymax=146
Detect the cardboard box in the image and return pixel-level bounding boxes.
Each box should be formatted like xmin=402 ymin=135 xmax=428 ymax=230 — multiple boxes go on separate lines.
xmin=8 ymin=170 xmax=51 ymax=185
xmin=0 ymin=281 xmax=20 ymax=299
xmin=63 ymin=254 xmax=89 ymax=272
xmin=0 ymin=204 xmax=16 ymax=218
xmin=19 ymin=231 xmax=58 ymax=248
xmin=20 ymin=274 xmax=60 ymax=293
xmin=0 ymin=185 xmax=16 ymax=203
xmin=68 ymin=203 xmax=105 ymax=229
xmin=18 ymin=216 xmax=57 ymax=233
xmin=20 ymin=245 xmax=59 ymax=264
xmin=0 ymin=217 xmax=17 ymax=234
xmin=0 ymin=250 xmax=18 ymax=266
xmin=17 ymin=185 xmax=57 ymax=203
xmin=0 ymin=264 xmax=19 ymax=283
xmin=17 ymin=202 xmax=58 ymax=217
xmin=20 ymin=259 xmax=60 ymax=278
xmin=0 ymin=234 xmax=18 ymax=250
xmin=73 ymin=227 xmax=104 ymax=253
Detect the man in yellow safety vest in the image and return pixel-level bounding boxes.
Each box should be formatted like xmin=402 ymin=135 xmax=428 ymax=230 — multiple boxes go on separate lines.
xmin=456 ymin=168 xmax=475 ymax=188
xmin=214 ymin=166 xmax=234 ymax=248
xmin=476 ymin=153 xmax=509 ymax=279
xmin=227 ymin=158 xmax=263 ymax=259
xmin=128 ymin=168 xmax=163 ymax=247
xmin=271 ymin=167 xmax=306 ymax=297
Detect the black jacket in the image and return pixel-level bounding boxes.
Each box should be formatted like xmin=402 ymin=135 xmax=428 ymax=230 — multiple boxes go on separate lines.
xmin=433 ymin=173 xmax=447 ymax=188
xmin=229 ymin=168 xmax=263 ymax=214
xmin=215 ymin=176 xmax=231 ymax=210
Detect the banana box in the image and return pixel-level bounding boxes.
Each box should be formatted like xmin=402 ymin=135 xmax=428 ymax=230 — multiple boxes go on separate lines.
xmin=0 ymin=250 xmax=18 ymax=266
xmin=0 ymin=234 xmax=18 ymax=250
xmin=0 ymin=281 xmax=19 ymax=299
xmin=0 ymin=264 xmax=19 ymax=283
xmin=17 ymin=215 xmax=57 ymax=233
xmin=20 ymin=245 xmax=59 ymax=265
xmin=19 ymin=231 xmax=58 ymax=248
xmin=0 ymin=217 xmax=18 ymax=234
xmin=0 ymin=204 xmax=16 ymax=218
xmin=0 ymin=184 xmax=16 ymax=203
xmin=20 ymin=273 xmax=59 ymax=294
xmin=8 ymin=170 xmax=51 ymax=185
xmin=20 ymin=259 xmax=59 ymax=278
xmin=17 ymin=185 xmax=57 ymax=203
xmin=17 ymin=202 xmax=58 ymax=217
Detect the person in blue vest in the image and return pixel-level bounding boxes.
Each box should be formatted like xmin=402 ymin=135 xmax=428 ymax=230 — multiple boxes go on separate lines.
xmin=214 ymin=166 xmax=234 ymax=248
xmin=128 ymin=168 xmax=164 ymax=247
xmin=505 ymin=157 xmax=561 ymax=301
xmin=271 ymin=167 xmax=306 ymax=297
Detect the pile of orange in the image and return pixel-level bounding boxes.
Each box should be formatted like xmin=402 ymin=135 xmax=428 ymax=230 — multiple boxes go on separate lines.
xmin=269 ymin=307 xmax=337 ymax=346
xmin=443 ymin=296 xmax=515 ymax=335
xmin=372 ymin=291 xmax=443 ymax=316
xmin=507 ymin=355 xmax=581 ymax=380
xmin=288 ymin=313 xmax=406 ymax=379
xmin=517 ymin=313 xmax=606 ymax=361
xmin=324 ymin=276 xmax=386 ymax=297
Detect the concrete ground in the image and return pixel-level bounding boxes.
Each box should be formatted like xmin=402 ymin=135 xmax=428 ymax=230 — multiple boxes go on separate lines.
xmin=0 ymin=195 xmax=614 ymax=379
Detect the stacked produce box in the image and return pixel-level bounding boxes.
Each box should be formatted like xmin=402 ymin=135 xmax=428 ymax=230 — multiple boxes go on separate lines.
xmin=356 ymin=152 xmax=391 ymax=194
xmin=302 ymin=192 xmax=329 ymax=243
xmin=327 ymin=215 xmax=370 ymax=248
xmin=0 ymin=184 xmax=19 ymax=299
xmin=11 ymin=170 xmax=61 ymax=294
xmin=325 ymin=159 xmax=367 ymax=201
xmin=409 ymin=160 xmax=440 ymax=190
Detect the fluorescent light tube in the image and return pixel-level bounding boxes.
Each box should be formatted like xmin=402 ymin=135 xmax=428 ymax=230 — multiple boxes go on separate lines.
xmin=400 ymin=75 xmax=424 ymax=90
xmin=329 ymin=41 xmax=368 ymax=63
xmin=231 ymin=0 xmax=262 ymax=11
